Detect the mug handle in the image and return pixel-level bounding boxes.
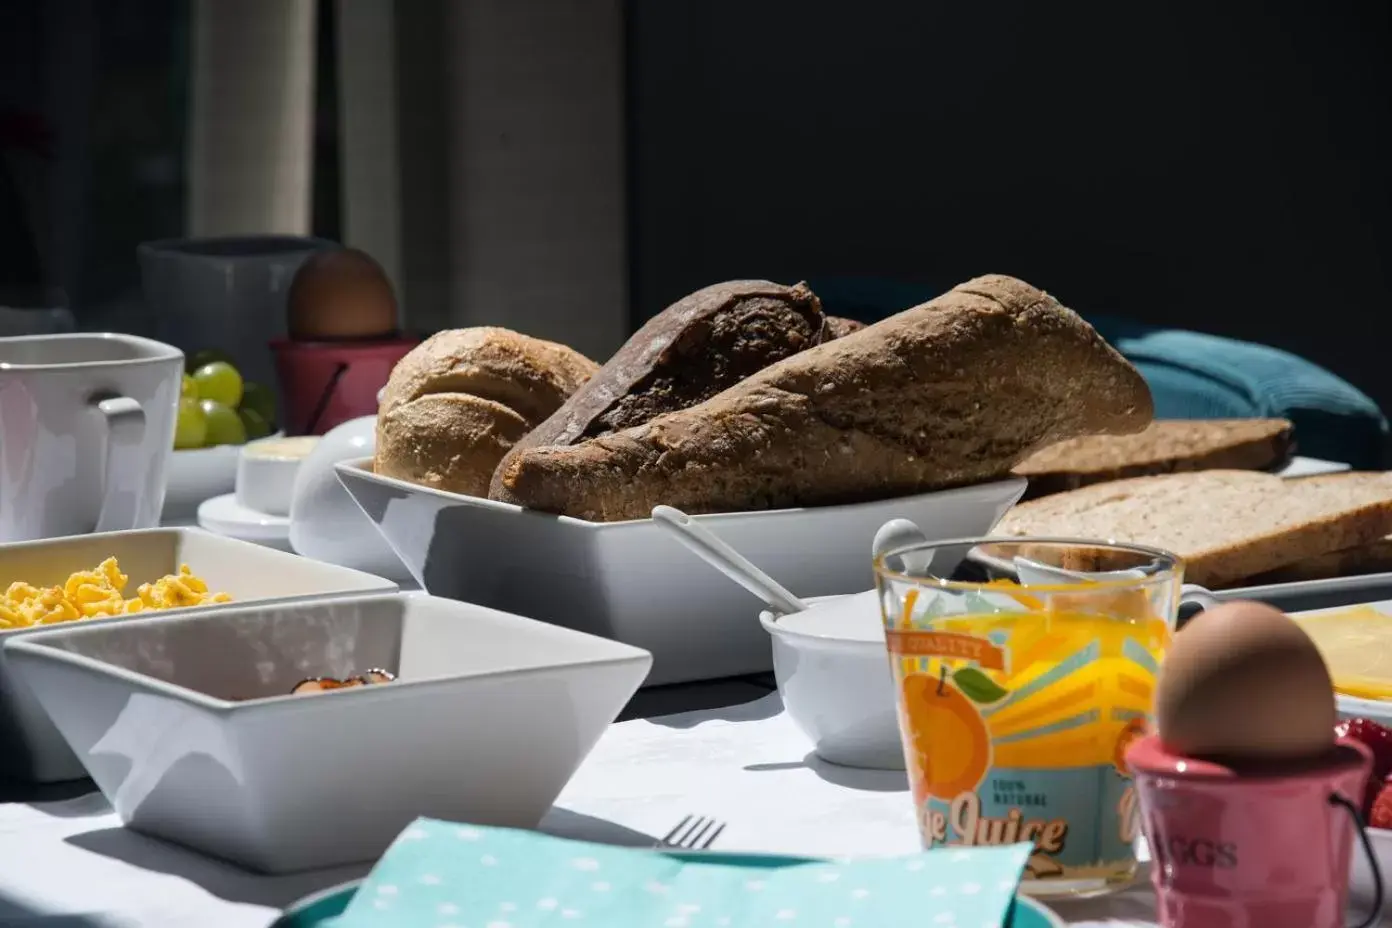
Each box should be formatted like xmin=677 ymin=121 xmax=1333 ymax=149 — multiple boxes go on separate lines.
xmin=90 ymin=393 xmax=146 ymax=533
xmin=1175 ymin=584 xmax=1220 ymax=629
xmin=1331 ymin=792 xmax=1384 ymax=928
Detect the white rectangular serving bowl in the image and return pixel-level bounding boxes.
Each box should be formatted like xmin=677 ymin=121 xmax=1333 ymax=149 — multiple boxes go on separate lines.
xmin=4 ymin=591 xmax=652 ymax=873
xmin=335 ymin=458 xmax=1027 ymax=685
xmin=0 ymin=527 xmax=397 ymax=782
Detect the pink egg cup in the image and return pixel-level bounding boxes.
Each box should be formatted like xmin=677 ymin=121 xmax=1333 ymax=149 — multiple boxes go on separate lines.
xmin=1127 ymin=733 xmax=1382 ymax=928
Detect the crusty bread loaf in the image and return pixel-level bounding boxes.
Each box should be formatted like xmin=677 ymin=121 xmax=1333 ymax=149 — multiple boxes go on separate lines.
xmin=496 ymin=274 xmax=1153 ymax=521
xmin=488 ymin=280 xmax=826 ymax=501
xmin=993 ymin=470 xmax=1392 ymax=587
xmin=376 ymin=327 xmax=597 ymax=497
xmin=1015 ymin=418 xmax=1294 ymax=498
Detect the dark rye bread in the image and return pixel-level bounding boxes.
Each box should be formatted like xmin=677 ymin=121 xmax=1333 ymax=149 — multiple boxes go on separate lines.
xmin=496 ymin=274 xmax=1153 ymax=521
xmin=488 ymin=280 xmax=825 ymax=500
xmin=1014 ymin=418 xmax=1295 ymax=498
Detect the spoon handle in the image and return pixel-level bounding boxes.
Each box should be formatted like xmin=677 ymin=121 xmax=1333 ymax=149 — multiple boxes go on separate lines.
xmin=651 ymin=505 xmax=809 ymax=614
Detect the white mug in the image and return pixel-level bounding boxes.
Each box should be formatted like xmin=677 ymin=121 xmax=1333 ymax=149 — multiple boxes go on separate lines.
xmin=0 ymin=333 xmax=183 ymax=541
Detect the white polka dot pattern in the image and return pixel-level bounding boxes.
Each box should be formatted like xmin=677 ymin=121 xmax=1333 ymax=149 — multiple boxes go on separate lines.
xmin=332 ymin=819 xmax=1035 ymax=927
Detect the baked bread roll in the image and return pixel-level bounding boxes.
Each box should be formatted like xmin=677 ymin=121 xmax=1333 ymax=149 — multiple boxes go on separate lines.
xmin=496 ymin=274 xmax=1153 ymax=521
xmin=489 ymin=279 xmax=826 ymax=501
xmin=376 ymin=327 xmax=598 ymax=496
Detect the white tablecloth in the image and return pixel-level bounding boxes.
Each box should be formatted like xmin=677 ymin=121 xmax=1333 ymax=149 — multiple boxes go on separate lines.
xmin=0 ymin=692 xmax=1283 ymax=927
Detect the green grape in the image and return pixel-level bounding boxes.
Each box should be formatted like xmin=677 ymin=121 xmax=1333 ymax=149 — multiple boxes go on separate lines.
xmin=186 ymin=348 xmax=235 ymax=374
xmin=200 ymin=399 xmax=247 ymax=446
xmin=193 ymin=361 xmax=244 ymax=408
xmin=238 ymin=406 xmax=272 ymax=440
xmin=174 ymin=397 xmax=208 ymax=449
xmin=180 ymin=374 xmax=198 ymax=399
xmin=239 ymin=381 xmax=277 ymax=426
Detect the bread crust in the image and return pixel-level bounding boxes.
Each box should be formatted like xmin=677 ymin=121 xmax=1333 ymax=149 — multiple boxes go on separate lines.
xmin=488 ymin=280 xmax=826 ymax=501
xmin=498 ymin=274 xmax=1153 ymax=521
xmin=994 ymin=470 xmax=1392 ymax=587
xmin=374 ymin=327 xmax=597 ymax=496
xmin=1015 ymin=418 xmax=1295 ymax=498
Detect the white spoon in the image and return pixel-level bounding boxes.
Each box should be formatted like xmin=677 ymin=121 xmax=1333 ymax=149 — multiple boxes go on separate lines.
xmin=651 ymin=505 xmax=809 ymax=614
xmin=872 ymin=518 xmax=929 ymax=568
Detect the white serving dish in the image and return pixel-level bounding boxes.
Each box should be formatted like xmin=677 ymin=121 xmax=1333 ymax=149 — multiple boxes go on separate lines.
xmin=4 ymin=591 xmax=651 ymax=873
xmin=289 ymin=416 xmax=411 ymax=580
xmin=0 ymin=527 xmax=397 ymax=782
xmin=334 ymin=458 xmax=1027 ymax=685
xmin=163 ymin=444 xmax=239 ymax=521
xmin=759 ymin=591 xmax=902 ymax=769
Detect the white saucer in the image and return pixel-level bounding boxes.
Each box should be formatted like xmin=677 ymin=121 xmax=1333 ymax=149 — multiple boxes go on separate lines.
xmin=197 ymin=493 xmax=291 ymax=549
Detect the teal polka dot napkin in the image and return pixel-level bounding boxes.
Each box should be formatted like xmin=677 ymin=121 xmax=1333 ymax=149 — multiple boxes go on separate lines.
xmin=330 ymin=819 xmax=1033 ymax=928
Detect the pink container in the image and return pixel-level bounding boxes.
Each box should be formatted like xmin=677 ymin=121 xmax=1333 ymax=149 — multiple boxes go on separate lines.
xmin=1128 ymin=733 xmax=1380 ymax=928
xmin=270 ymin=336 xmax=418 ymax=435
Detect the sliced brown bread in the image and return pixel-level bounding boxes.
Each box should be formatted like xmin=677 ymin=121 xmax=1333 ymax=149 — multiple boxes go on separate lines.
xmin=993 ymin=470 xmax=1392 ymax=587
xmin=1238 ymin=537 xmax=1392 ymax=586
xmin=495 ymin=274 xmax=1153 ymax=521
xmin=1014 ymin=418 xmax=1295 ymax=498
xmin=488 ymin=279 xmax=826 ymax=500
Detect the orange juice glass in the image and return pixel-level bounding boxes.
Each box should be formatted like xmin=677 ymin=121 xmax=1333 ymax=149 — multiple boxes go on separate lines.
xmin=873 ymin=538 xmax=1182 ymax=898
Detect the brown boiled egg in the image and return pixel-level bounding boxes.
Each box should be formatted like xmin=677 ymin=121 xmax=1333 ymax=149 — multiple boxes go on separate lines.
xmin=287 ymin=247 xmax=398 ymax=341
xmin=1155 ymin=601 xmax=1335 ymax=763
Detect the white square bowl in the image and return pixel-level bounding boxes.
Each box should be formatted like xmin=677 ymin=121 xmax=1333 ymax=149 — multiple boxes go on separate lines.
xmin=335 ymin=458 xmax=1026 ymax=685
xmin=3 ymin=591 xmax=651 ymax=873
xmin=0 ymin=527 xmax=397 ymax=782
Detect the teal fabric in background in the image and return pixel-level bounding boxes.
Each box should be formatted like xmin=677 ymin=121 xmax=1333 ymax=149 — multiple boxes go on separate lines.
xmin=808 ymin=277 xmax=1390 ymax=469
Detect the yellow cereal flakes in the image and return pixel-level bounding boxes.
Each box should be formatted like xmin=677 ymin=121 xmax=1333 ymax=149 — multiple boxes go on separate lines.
xmin=0 ymin=558 xmax=231 ymax=629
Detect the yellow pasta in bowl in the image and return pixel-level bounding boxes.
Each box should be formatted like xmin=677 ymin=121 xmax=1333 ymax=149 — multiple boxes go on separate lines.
xmin=0 ymin=558 xmax=230 ymax=629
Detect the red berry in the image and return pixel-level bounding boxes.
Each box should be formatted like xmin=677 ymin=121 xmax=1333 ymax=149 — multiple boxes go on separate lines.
xmin=1337 ymin=719 xmax=1392 ymax=777
xmin=1370 ymin=783 xmax=1392 ymax=830
xmin=1336 ymin=719 xmax=1392 ymax=815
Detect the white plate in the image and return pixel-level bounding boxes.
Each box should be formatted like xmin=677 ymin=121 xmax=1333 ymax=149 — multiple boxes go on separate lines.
xmin=5 ymin=591 xmax=651 ymax=873
xmin=1223 ymin=573 xmax=1392 ymax=613
xmin=197 ymin=492 xmax=291 ymax=547
xmin=335 ymin=458 xmax=1027 ymax=686
xmin=0 ymin=527 xmax=396 ymax=782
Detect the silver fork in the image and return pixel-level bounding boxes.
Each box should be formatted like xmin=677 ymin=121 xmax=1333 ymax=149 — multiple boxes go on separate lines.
xmin=659 ymin=814 xmax=726 ymax=850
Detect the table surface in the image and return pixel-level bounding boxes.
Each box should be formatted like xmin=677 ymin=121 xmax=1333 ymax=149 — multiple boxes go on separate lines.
xmin=0 ymin=488 xmax=1379 ymax=927
xmin=9 ymin=674 xmax=1384 ymax=928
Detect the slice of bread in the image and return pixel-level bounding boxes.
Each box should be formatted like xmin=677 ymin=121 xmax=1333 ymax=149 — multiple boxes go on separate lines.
xmin=993 ymin=470 xmax=1392 ymax=587
xmin=1014 ymin=418 xmax=1294 ymax=498
xmin=1238 ymin=536 xmax=1392 ymax=587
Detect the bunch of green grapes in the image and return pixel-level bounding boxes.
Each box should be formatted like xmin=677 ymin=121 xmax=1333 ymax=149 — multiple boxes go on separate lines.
xmin=173 ymin=350 xmax=278 ymax=450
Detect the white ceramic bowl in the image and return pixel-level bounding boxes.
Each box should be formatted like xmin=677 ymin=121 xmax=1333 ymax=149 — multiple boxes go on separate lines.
xmin=0 ymin=527 xmax=396 ymax=782
xmin=4 ymin=591 xmax=651 ymax=873
xmin=289 ymin=416 xmax=410 ymax=580
xmin=759 ymin=591 xmax=901 ymax=769
xmin=334 ymin=458 xmax=1027 ymax=686
xmin=235 ymin=435 xmax=320 ymax=516
xmin=163 ymin=444 xmax=239 ymax=521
